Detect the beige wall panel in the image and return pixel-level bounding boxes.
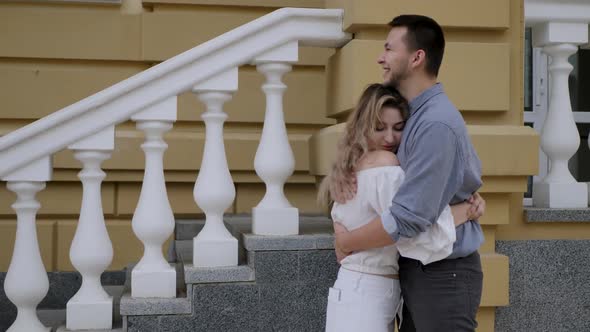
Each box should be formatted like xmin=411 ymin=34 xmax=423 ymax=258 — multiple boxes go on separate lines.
xmin=327 ymin=41 xmax=511 ymax=117
xmin=0 ymin=182 xmax=115 ymax=216
xmin=143 ymin=0 xmax=324 ymax=7
xmin=235 ymin=183 xmax=322 ymax=213
xmin=308 ymin=122 xmax=344 ymax=176
xmin=480 ymin=226 xmax=495 ymax=254
xmin=326 ymin=40 xmax=382 ymax=118
xmin=479 ymin=194 xmax=509 ymax=226
xmin=54 ymin=129 xmax=312 ymax=172
xmin=326 ymin=0 xmax=510 ymax=32
xmin=479 ymin=176 xmax=527 ymax=194
xmin=178 ymin=67 xmax=333 ymax=125
xmin=480 ymin=253 xmax=509 ymax=307
xmin=142 ymin=5 xmax=334 ymax=65
xmin=142 ymin=6 xmax=271 ymax=61
xmin=0 ymin=6 xmax=141 ymax=60
xmin=116 ymin=182 xmax=223 ymax=216
xmin=56 ymin=219 xmax=171 ymax=271
xmin=475 ymin=307 xmax=496 ymax=332
xmin=470 ymin=125 xmax=538 ymax=176
xmin=0 ymin=61 xmax=148 ymax=120
xmin=496 ymin=193 xmax=590 ymax=241
xmin=440 ymin=43 xmax=510 ymax=112
xmin=0 ymin=220 xmax=56 ymax=271
xmin=310 ymin=124 xmax=538 ymax=178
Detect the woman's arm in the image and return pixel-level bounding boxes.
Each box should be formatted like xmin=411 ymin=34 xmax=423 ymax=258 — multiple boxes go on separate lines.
xmin=450 ymin=193 xmax=486 ymax=226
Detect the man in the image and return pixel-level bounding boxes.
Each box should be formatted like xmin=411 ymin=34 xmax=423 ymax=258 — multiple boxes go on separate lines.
xmin=333 ymin=15 xmax=485 ymax=331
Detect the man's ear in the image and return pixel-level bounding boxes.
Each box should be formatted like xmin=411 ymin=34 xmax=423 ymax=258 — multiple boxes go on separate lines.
xmin=411 ymin=49 xmax=426 ymax=69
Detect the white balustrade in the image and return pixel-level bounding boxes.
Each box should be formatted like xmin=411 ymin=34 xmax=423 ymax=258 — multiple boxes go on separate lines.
xmin=130 ymin=97 xmax=177 ymax=298
xmin=192 ymin=68 xmax=238 ymax=267
xmin=532 ymin=22 xmax=589 ymax=207
xmin=2 ymin=157 xmax=52 ymax=332
xmin=252 ymin=42 xmax=299 ymax=235
xmin=66 ymin=127 xmax=115 ymax=330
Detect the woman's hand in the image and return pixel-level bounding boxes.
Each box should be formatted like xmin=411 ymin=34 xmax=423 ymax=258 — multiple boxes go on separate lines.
xmin=450 ymin=193 xmax=486 ymax=226
xmin=467 ymin=192 xmax=486 ymax=220
xmin=333 ymin=222 xmax=351 ymax=263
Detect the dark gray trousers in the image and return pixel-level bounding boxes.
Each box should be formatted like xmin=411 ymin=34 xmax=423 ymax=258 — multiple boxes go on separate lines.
xmin=398 ymin=252 xmax=483 ymax=332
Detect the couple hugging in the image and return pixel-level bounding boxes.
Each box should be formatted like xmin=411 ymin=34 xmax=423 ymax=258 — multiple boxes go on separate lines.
xmin=318 ymin=14 xmax=485 ymax=332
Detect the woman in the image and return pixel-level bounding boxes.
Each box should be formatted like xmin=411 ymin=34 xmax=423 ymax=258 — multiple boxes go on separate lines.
xmin=318 ymin=84 xmax=481 ymax=332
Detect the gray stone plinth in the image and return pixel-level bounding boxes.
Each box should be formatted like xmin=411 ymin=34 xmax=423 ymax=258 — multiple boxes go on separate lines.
xmin=120 ymin=292 xmax=191 ymax=316
xmin=126 ymin=315 xmax=160 ymax=332
xmin=244 ymin=233 xmax=334 ymax=251
xmin=175 ymin=240 xmax=192 ymax=263
xmin=57 ymin=325 xmax=123 ymax=332
xmin=524 ymin=207 xmax=590 ymax=222
xmin=496 ymin=239 xmax=590 ymax=332
xmin=184 ymin=265 xmax=255 ymax=284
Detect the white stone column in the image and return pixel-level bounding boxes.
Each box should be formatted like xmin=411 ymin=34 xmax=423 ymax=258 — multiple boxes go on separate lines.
xmin=532 ymin=22 xmax=589 ymax=208
xmin=66 ymin=127 xmax=115 ymax=330
xmin=191 ymin=68 xmax=238 ymax=267
xmin=252 ymin=42 xmax=299 ymax=235
xmin=2 ymin=157 xmax=52 ymax=332
xmin=130 ymin=97 xmax=177 ymax=298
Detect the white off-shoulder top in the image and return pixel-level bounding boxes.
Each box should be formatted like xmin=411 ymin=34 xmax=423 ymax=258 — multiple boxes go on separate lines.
xmin=331 ymin=166 xmax=456 ymax=275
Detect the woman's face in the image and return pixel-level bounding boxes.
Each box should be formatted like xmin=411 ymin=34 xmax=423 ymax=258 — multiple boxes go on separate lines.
xmin=368 ymin=107 xmax=405 ymax=152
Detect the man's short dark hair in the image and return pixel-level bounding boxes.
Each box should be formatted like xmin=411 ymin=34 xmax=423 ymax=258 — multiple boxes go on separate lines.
xmin=389 ymin=15 xmax=445 ymax=77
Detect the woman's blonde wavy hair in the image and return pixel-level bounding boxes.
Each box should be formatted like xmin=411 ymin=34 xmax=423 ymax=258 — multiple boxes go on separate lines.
xmin=317 ymin=83 xmax=409 ymax=207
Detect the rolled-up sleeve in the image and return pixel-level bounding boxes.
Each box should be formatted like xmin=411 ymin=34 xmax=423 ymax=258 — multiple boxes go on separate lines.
xmin=381 ymin=122 xmax=464 ymax=241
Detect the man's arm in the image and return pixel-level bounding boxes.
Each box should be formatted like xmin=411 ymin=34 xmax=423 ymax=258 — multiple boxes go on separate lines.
xmin=336 ymin=122 xmax=464 ymax=253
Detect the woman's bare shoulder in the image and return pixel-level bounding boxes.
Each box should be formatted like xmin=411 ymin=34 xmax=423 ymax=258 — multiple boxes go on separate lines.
xmin=357 ymin=150 xmax=400 ymax=171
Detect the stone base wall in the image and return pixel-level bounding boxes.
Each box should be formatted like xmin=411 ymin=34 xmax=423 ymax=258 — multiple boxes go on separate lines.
xmin=496 ymin=240 xmax=590 ymax=332
xmin=127 ymin=249 xmax=339 ymax=332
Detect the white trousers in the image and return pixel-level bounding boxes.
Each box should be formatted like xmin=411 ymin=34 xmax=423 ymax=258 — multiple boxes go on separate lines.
xmin=325 ymin=267 xmax=402 ymax=332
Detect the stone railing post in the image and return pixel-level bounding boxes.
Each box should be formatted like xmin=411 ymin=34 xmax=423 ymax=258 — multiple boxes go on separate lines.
xmin=2 ymin=157 xmax=52 ymax=332
xmin=252 ymin=42 xmax=299 ymax=235
xmin=130 ymin=97 xmax=177 ymax=298
xmin=532 ymin=22 xmax=589 ymax=208
xmin=66 ymin=127 xmax=115 ymax=330
xmin=191 ymin=68 xmax=238 ymax=267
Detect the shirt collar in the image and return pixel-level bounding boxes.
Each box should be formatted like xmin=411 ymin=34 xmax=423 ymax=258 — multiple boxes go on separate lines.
xmin=408 ymin=83 xmax=444 ymax=116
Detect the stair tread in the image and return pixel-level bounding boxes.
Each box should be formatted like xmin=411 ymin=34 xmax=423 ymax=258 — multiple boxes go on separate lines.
xmin=184 ymin=264 xmax=255 ymax=284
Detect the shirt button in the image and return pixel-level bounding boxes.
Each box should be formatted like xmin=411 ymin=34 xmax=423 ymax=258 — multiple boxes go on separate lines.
xmin=453 ymin=273 xmax=457 ymax=277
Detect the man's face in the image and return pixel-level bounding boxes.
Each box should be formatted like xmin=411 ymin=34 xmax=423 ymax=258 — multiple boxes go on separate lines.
xmin=377 ymin=27 xmax=413 ymax=88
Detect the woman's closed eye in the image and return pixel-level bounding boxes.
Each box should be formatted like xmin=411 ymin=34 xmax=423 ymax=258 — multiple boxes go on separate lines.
xmin=393 ymin=122 xmax=405 ymax=132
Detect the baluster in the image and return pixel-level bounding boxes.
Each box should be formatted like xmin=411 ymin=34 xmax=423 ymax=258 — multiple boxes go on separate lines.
xmin=532 ymin=22 xmax=588 ymax=207
xmin=192 ymin=68 xmax=238 ymax=267
xmin=130 ymin=97 xmax=177 ymax=298
xmin=66 ymin=127 xmax=114 ymax=330
xmin=252 ymin=42 xmax=299 ymax=235
xmin=2 ymin=157 xmax=51 ymax=332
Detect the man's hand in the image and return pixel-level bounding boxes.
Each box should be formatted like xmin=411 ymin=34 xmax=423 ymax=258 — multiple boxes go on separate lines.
xmin=467 ymin=192 xmax=485 ymax=221
xmin=329 ymin=174 xmax=357 ymax=204
xmin=333 ymin=222 xmax=351 ymax=263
